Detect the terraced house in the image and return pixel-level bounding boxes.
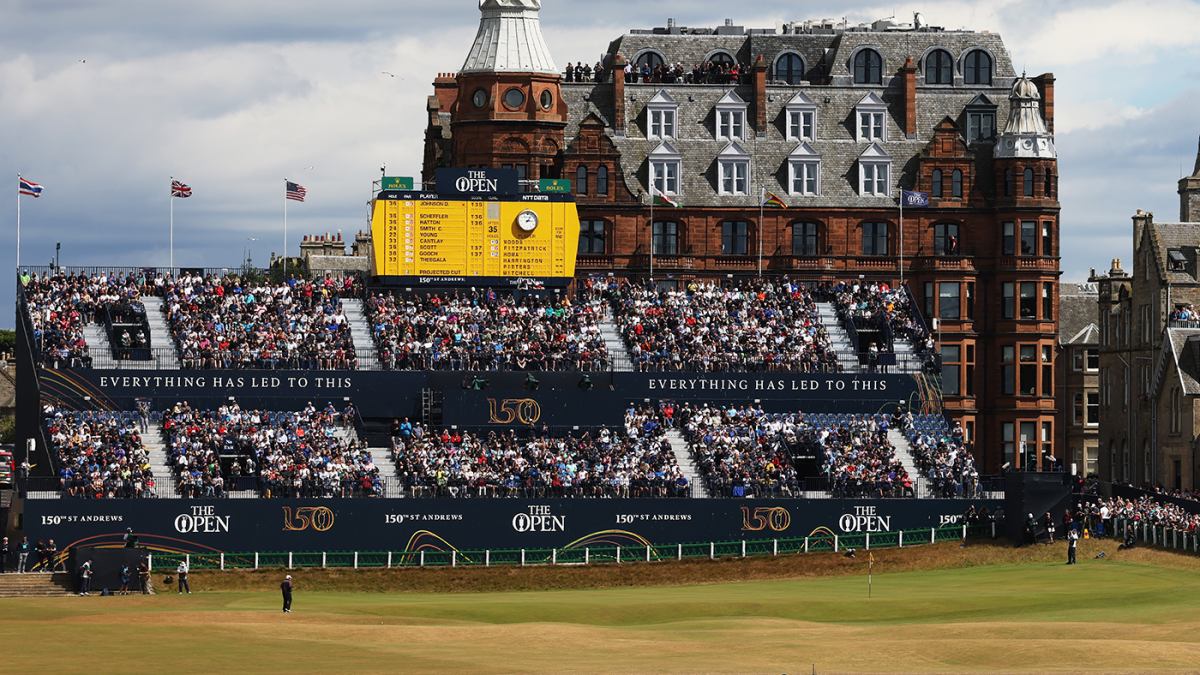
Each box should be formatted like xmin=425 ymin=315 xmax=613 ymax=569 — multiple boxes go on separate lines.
xmin=421 ymin=1 xmax=1061 ymax=473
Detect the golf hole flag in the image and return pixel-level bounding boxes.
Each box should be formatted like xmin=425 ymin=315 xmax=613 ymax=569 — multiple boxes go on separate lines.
xmin=901 ymin=190 xmax=929 ymax=207
xmin=19 ymin=176 xmax=43 ymax=197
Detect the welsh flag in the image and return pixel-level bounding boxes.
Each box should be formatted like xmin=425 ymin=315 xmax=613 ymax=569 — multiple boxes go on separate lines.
xmin=651 ymin=186 xmax=681 ymax=208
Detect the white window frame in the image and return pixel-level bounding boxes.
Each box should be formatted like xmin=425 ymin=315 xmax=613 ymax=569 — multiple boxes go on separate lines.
xmin=855 ymin=92 xmax=888 ymax=143
xmin=717 ymin=141 xmax=750 ymax=196
xmin=645 ymin=90 xmax=678 ymax=140
xmin=784 ymin=92 xmax=817 ymax=142
xmin=651 ymin=160 xmax=680 ymax=195
xmin=858 ymin=144 xmax=891 ymax=197
xmin=787 ymin=141 xmax=821 ymax=197
xmin=715 ymin=91 xmax=749 ymax=141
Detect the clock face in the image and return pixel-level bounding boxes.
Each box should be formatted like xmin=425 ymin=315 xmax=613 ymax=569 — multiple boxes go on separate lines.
xmin=472 ymin=89 xmax=487 ymax=108
xmin=516 ymin=210 xmax=538 ymax=232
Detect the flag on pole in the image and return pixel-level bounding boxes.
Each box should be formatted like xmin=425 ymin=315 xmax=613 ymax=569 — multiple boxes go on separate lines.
xmin=650 ymin=186 xmax=680 ymax=208
xmin=171 ymin=179 xmax=192 ymax=198
xmin=762 ymin=190 xmax=788 ymax=208
xmin=286 ymin=181 xmax=307 ymax=202
xmin=19 ymin=176 xmax=43 ymax=197
xmin=900 ymin=190 xmax=929 ymax=207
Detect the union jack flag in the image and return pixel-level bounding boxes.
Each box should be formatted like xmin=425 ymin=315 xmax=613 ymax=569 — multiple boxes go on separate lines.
xmin=19 ymin=176 xmax=43 ymax=197
xmin=171 ymin=179 xmax=192 ymax=198
xmin=286 ymin=181 xmax=307 ymax=202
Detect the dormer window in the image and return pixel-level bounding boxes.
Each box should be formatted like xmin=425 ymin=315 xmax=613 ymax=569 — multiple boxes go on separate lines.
xmin=648 ymin=141 xmax=682 ymax=195
xmin=925 ymin=49 xmax=953 ymax=85
xmin=965 ymin=94 xmax=997 ymax=143
xmin=715 ymin=91 xmax=748 ymax=141
xmin=964 ymin=50 xmax=993 ymax=85
xmin=855 ymin=93 xmax=887 ymax=143
xmin=854 ymin=49 xmax=883 ymax=84
xmin=1169 ymin=249 xmax=1187 ymax=271
xmin=645 ymin=90 xmax=678 ymax=140
xmin=787 ymin=142 xmax=821 ymax=196
xmin=858 ymin=143 xmax=891 ymax=197
xmin=784 ymin=92 xmax=817 ymax=141
xmin=718 ymin=142 xmax=750 ymax=195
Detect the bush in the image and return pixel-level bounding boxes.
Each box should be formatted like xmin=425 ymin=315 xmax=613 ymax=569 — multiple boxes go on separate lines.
xmin=0 ymin=329 xmax=14 ymax=354
xmin=0 ymin=414 xmax=14 ymax=444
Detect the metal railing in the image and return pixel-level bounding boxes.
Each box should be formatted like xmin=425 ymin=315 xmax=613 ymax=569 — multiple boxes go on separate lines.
xmin=1113 ymin=518 xmax=1200 ymax=555
xmin=141 ymin=523 xmax=996 ymax=572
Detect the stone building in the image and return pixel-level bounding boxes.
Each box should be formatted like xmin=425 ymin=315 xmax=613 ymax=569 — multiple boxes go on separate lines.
xmin=421 ymin=2 xmax=1062 ymax=473
xmin=1091 ymin=138 xmax=1200 ymax=489
xmin=1057 ymin=282 xmax=1099 ymax=475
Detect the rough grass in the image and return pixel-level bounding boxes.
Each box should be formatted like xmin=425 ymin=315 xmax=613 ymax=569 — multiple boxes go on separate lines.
xmin=3 ymin=538 xmax=1200 ymax=675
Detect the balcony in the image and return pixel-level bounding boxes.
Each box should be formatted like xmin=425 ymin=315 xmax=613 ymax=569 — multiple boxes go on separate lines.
xmin=913 ymin=255 xmax=974 ymax=271
xmin=631 ymin=254 xmax=696 ymax=269
xmin=998 ymin=256 xmax=1058 ymax=271
xmin=783 ymin=256 xmax=836 ymax=270
xmin=713 ymin=256 xmax=757 ymax=269
xmin=849 ymin=257 xmax=899 ymax=270
xmin=576 ymin=254 xmax=615 ymax=269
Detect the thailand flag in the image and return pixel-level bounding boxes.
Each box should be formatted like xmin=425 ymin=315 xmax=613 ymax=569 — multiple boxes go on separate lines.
xmin=901 ymin=190 xmax=929 ymax=207
xmin=19 ymin=176 xmax=43 ymax=197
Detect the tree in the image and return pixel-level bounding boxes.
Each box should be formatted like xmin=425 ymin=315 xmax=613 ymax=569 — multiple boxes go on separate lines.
xmin=0 ymin=329 xmax=14 ymax=354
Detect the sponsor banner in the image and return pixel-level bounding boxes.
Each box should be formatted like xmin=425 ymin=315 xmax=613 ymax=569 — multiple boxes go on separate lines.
xmin=613 ymin=372 xmax=929 ymax=410
xmin=25 ymin=498 xmax=1001 ymax=555
xmin=435 ymin=168 xmax=519 ymax=196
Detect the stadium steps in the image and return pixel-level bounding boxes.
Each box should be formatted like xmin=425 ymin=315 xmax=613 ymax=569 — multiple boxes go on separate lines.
xmin=368 ymin=447 xmax=402 ymax=498
xmin=142 ymin=426 xmax=181 ymax=499
xmin=81 ymin=315 xmax=179 ymax=371
xmin=888 ymin=428 xmax=931 ymax=498
xmin=141 ymin=296 xmax=181 ymax=369
xmin=664 ymin=429 xmax=709 ymax=498
xmin=815 ymin=303 xmax=863 ymax=373
xmin=341 ymin=299 xmax=381 ymax=370
xmin=891 ymin=339 xmax=923 ymax=374
xmin=598 ymin=316 xmax=635 ymax=372
xmin=0 ymin=573 xmax=75 ymax=597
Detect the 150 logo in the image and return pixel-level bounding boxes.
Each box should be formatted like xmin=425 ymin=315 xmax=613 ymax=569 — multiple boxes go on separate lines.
xmin=282 ymin=506 xmax=335 ymax=532
xmin=740 ymin=506 xmax=791 ymax=532
xmin=488 ymin=398 xmax=541 ymax=424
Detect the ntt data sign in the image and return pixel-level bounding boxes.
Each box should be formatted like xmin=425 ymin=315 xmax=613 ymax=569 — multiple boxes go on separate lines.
xmin=25 ymin=498 xmax=1000 ymax=555
xmin=435 ymin=168 xmax=519 ymax=196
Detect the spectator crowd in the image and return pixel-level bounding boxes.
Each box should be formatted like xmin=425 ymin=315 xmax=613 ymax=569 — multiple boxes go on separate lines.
xmin=20 ymin=270 xmax=150 ymax=368
xmin=43 ymin=406 xmax=157 ymax=498
xmin=679 ymin=403 xmax=801 ymax=497
xmin=365 ymin=289 xmax=608 ymax=371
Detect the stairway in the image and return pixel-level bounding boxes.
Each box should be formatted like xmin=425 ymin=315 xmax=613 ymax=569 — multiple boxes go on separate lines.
xmin=598 ymin=316 xmax=635 ymax=371
xmin=888 ymin=428 xmax=930 ymax=498
xmin=891 ymin=337 xmax=923 ymax=374
xmin=368 ymin=447 xmax=402 ymax=498
xmin=0 ymin=573 xmax=76 ymax=597
xmin=341 ymin=299 xmax=381 ymax=370
xmin=664 ymin=429 xmax=708 ymax=498
xmin=141 ymin=296 xmax=181 ymax=368
xmin=142 ymin=425 xmax=179 ymax=499
xmin=815 ymin=303 xmax=862 ymax=373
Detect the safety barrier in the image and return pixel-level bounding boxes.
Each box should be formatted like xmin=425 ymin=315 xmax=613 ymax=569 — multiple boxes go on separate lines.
xmin=1114 ymin=518 xmax=1200 ymax=555
xmin=146 ymin=523 xmax=995 ymax=571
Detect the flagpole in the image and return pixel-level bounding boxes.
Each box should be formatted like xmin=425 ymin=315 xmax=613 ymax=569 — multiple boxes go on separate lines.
xmin=648 ymin=189 xmax=654 ymax=281
xmin=898 ymin=189 xmax=904 ymax=287
xmin=758 ymin=188 xmax=765 ymax=277
xmin=283 ymin=178 xmax=288 ymax=280
xmin=170 ymin=176 xmax=174 ymax=272
xmin=16 ymin=173 xmax=21 ymax=270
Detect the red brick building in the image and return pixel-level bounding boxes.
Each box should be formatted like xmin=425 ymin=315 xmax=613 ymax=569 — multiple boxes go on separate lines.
xmin=422 ymin=3 xmax=1061 ymax=473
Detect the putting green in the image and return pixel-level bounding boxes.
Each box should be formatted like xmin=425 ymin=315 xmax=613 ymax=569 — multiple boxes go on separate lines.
xmin=4 ymin=541 xmax=1200 ymax=674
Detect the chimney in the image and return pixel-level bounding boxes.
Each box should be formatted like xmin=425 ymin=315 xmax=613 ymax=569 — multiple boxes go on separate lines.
xmin=1033 ymin=73 xmax=1055 ymax=135
xmin=1132 ymin=209 xmax=1154 ymax=253
xmin=611 ymin=54 xmax=626 ymax=136
xmin=901 ymin=57 xmax=917 ymax=139
xmin=753 ymin=56 xmax=768 ymax=136
xmin=1110 ymin=258 xmax=1126 ymax=277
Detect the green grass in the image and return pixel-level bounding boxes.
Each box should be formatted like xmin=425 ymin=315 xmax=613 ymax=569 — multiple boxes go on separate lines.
xmin=4 ymin=540 xmax=1200 ymax=674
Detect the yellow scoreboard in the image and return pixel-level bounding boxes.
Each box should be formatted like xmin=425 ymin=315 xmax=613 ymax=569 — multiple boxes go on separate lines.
xmin=370 ymin=192 xmax=580 ymax=280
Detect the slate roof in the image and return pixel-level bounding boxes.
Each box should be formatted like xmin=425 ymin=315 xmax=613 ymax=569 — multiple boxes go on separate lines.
xmin=1146 ymin=221 xmax=1200 ymax=284
xmin=1059 ymin=282 xmax=1099 ymax=346
xmin=1158 ymin=329 xmax=1200 ymax=396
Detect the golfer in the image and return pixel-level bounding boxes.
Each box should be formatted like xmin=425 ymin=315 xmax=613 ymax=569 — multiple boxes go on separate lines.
xmin=281 ymin=574 xmax=293 ymax=613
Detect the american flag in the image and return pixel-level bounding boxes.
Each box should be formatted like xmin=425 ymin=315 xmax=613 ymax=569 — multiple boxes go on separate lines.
xmin=19 ymin=176 xmax=43 ymax=197
xmin=171 ymin=179 xmax=192 ymax=198
xmin=286 ymin=181 xmax=307 ymax=202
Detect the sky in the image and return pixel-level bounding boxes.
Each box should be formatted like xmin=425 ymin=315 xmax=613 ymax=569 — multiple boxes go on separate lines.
xmin=2 ymin=0 xmax=1199 ymax=329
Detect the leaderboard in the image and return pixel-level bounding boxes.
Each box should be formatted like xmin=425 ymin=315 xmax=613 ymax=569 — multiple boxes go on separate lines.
xmin=369 ymin=170 xmax=580 ymax=282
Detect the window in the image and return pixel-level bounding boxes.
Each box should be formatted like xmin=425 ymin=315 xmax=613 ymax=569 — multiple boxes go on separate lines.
xmin=858 ymin=145 xmax=891 ymax=196
xmin=718 ymin=142 xmax=750 ymax=195
xmin=1073 ymin=393 xmax=1084 ymax=426
xmin=1002 ymin=346 xmax=1015 ymax=395
xmin=652 ymin=221 xmax=678 ymax=255
xmin=578 ymin=220 xmax=605 ymax=254
xmin=648 ymin=142 xmax=681 ymax=195
xmin=1004 ymin=169 xmax=1013 ymax=197
xmin=646 ymin=90 xmax=678 ymax=139
xmin=966 ymin=283 xmax=975 ymax=320
xmin=942 ymin=345 xmax=961 ymax=395
xmin=635 ymin=51 xmax=664 ymax=70
xmin=1020 ymin=345 xmax=1037 ymax=396
xmin=1169 ymin=249 xmax=1187 ymax=271
xmin=967 ymin=111 xmax=996 ymax=142
xmin=792 ymin=222 xmax=819 ymax=256
xmin=1002 ymin=222 xmax=1015 ymax=255
xmin=854 ymin=49 xmax=882 ymax=84
xmin=775 ymin=53 xmax=805 ymax=84
xmin=1043 ymin=168 xmax=1053 ymax=199
xmin=1086 ymin=349 xmax=1099 ymax=371
xmin=1171 ymin=388 xmax=1182 ymax=433
xmin=1042 ymin=222 xmax=1052 ymax=257
xmin=965 ymin=342 xmax=975 ymax=395
xmin=1042 ymin=345 xmax=1053 ymax=396
xmin=503 ymin=88 xmax=525 ymax=108
xmin=1101 ymin=367 xmax=1111 ymax=406
xmin=784 ymin=92 xmax=817 ymax=142
xmin=940 ymin=283 xmax=960 ymax=319
xmin=862 ymin=222 xmax=889 ymax=256
xmin=924 ymin=282 xmax=934 ymax=319
xmin=790 ymin=160 xmax=820 ymax=195
xmin=1141 ymin=304 xmax=1152 ymax=345
xmin=718 ymin=110 xmax=745 ymax=140
xmin=963 ymin=50 xmax=992 ymax=85
xmin=1042 ymin=422 xmax=1053 ymax=467
xmin=934 ymin=223 xmax=959 ymax=255
xmin=1019 ymin=422 xmax=1035 ymax=469
xmin=1087 ymin=393 xmax=1100 ymax=428
xmin=855 ymin=92 xmax=887 ymax=142
xmin=1023 ymin=168 xmax=1034 ymax=197
xmin=1003 ymin=282 xmax=1015 ymax=319
xmin=1042 ymin=282 xmax=1053 ymax=320
xmin=952 ymin=169 xmax=963 ymax=198
xmin=709 ymin=51 xmax=735 ymax=70
xmin=1003 ymin=422 xmax=1015 ymax=467
xmin=597 ymin=166 xmax=608 ymax=195
xmin=925 ymin=49 xmax=953 ymax=85
xmin=721 ymin=221 xmax=750 ymax=255
xmin=931 ymin=169 xmax=943 ymax=198
xmin=1020 ymin=282 xmax=1036 ymax=319
xmin=1072 ymin=349 xmax=1085 ymax=371
xmin=576 ymin=166 xmax=588 ymax=195
xmin=1021 ymin=221 xmax=1037 ymax=255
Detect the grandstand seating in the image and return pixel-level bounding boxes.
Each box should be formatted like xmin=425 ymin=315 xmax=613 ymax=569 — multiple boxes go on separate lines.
xmin=363 ymin=289 xmax=609 ymax=371
xmin=677 ymin=403 xmax=803 ymax=497
xmin=823 ymin=279 xmax=930 ymax=354
xmin=21 ymin=271 xmax=149 ymax=368
xmin=42 ymin=407 xmax=157 ymax=498
xmin=901 ymin=413 xmax=982 ymax=498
